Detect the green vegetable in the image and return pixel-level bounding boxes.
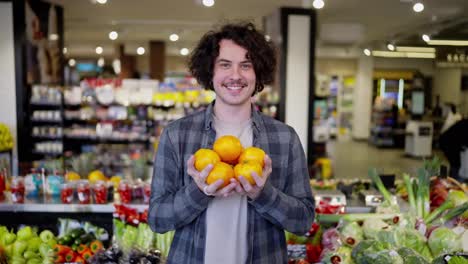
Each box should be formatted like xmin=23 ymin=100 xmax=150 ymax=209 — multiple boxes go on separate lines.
xmin=39 ymin=230 xmax=54 ymax=243
xmin=136 ymin=223 xmax=156 ymax=251
xmin=361 ymin=249 xmax=404 ymax=264
xmin=12 ymin=240 xmax=28 ymax=256
xmin=368 ymin=168 xmax=394 ymax=205
xmin=428 ymin=227 xmax=462 ymax=257
xmin=322 ymin=246 xmax=354 ymax=264
xmin=447 ymin=256 xmax=468 ymax=264
xmin=339 ymin=222 xmax=363 ymax=247
xmin=2 ymin=232 xmax=16 ymax=245
xmin=416 ymin=168 xmax=430 ymax=218
xmin=26 ymin=237 xmax=42 ymax=252
xmin=23 ymin=250 xmax=38 ymax=259
xmin=17 ymin=226 xmax=34 ymax=241
xmin=362 ymin=218 xmax=390 ymax=239
xmin=68 ymin=228 xmax=85 ymax=239
xmin=351 ymin=239 xmax=391 ymax=263
xmin=377 ymin=227 xmax=432 ymax=261
xmin=403 ymin=173 xmax=417 ymax=212
xmin=121 ymin=225 xmax=138 ymax=253
xmin=397 ymin=247 xmax=429 ymax=264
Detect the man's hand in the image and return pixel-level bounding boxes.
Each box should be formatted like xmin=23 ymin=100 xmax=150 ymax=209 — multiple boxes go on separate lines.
xmin=236 ymin=155 xmax=272 ymax=200
xmin=187 ymin=155 xmax=238 ymax=197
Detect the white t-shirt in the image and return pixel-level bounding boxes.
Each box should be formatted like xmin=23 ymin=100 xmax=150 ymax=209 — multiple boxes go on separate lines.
xmin=204 ymin=116 xmax=252 ymax=264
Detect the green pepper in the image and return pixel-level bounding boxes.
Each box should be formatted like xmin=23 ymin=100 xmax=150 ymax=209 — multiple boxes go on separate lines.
xmin=69 ymin=228 xmax=85 ymax=239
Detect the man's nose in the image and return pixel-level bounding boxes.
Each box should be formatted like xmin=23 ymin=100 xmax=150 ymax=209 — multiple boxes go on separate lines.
xmin=229 ymin=65 xmax=242 ymax=79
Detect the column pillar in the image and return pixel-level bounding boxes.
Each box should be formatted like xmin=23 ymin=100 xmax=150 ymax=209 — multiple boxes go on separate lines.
xmin=149 ymin=41 xmax=165 ymax=81
xmin=352 ymin=54 xmax=374 ymax=140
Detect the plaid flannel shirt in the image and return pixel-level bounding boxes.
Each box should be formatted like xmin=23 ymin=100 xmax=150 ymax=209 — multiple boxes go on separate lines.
xmin=148 ymin=102 xmax=315 ymax=264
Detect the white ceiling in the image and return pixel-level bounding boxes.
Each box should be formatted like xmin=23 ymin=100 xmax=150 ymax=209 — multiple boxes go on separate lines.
xmin=49 ymin=0 xmax=468 ymax=57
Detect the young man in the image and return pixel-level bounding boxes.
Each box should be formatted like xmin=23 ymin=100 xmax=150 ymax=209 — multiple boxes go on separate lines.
xmin=148 ymin=22 xmax=315 ymax=264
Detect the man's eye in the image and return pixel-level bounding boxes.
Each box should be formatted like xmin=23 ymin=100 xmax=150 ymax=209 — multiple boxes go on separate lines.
xmin=220 ymin=63 xmax=230 ymax=68
xmin=241 ymin=64 xmax=252 ymax=70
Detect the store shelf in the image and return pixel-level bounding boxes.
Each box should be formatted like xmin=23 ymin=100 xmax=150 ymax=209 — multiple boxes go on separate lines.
xmin=0 ymin=202 xmax=148 ymax=213
xmin=31 ymin=119 xmax=62 ymax=124
xmin=30 ymin=101 xmax=62 ymax=107
xmin=64 ymin=136 xmax=150 ymax=145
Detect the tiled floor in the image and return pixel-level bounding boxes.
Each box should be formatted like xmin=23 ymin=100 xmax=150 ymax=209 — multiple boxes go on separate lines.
xmin=326 ymin=140 xmax=443 ymax=179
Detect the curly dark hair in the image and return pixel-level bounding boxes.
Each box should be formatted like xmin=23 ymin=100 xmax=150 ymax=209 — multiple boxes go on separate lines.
xmin=189 ymin=21 xmax=276 ymax=94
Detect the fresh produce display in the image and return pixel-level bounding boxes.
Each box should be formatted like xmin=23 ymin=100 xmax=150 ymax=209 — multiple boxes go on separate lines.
xmin=194 ymin=136 xmax=266 ymax=189
xmin=0 ymin=226 xmax=56 ymax=264
xmin=286 ymin=222 xmax=323 ymax=264
xmin=0 ymin=123 xmax=14 ymax=152
xmin=316 ymin=160 xmax=468 ymax=264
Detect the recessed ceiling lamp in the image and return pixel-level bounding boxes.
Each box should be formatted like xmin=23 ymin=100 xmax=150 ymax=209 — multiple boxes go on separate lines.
xmin=180 ymin=48 xmax=189 ymax=56
xmin=68 ymin=59 xmax=76 ymax=67
xmin=96 ymin=0 xmax=107 ymax=4
xmin=413 ymin=2 xmax=424 ymax=12
xmin=95 ymin=46 xmax=103 ymax=54
xmin=387 ymin=43 xmax=395 ymax=51
xmin=137 ymin=47 xmax=145 ymax=55
xmin=312 ymin=0 xmax=325 ymax=9
xmin=63 ymin=47 xmax=67 ymax=54
xmin=422 ymin=34 xmax=431 ymax=42
xmin=97 ymin=58 xmax=105 ymax=67
xmin=109 ymin=31 xmax=118 ymax=40
xmin=265 ymin=35 xmax=271 ymax=41
xmin=169 ymin=34 xmax=179 ymax=42
xmin=363 ymin=48 xmax=371 ymax=56
xmin=202 ymin=0 xmax=215 ymax=7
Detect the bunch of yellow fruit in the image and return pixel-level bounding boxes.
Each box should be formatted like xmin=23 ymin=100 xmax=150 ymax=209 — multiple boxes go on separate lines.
xmin=0 ymin=123 xmax=14 ymax=152
xmin=194 ymin=135 xmax=266 ymax=190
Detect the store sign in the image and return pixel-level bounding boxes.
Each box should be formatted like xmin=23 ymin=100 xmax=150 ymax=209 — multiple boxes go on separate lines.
xmin=436 ymin=47 xmax=468 ymax=67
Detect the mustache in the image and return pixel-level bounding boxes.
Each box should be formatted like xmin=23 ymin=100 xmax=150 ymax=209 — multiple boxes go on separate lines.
xmin=222 ymin=80 xmax=247 ymax=86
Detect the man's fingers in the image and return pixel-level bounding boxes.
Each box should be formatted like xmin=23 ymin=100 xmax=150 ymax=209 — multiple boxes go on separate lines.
xmin=263 ymin=155 xmax=273 ymax=176
xmin=217 ymin=182 xmax=237 ymax=196
xmin=252 ymin=172 xmax=264 ymax=187
xmin=187 ymin=155 xmax=198 ymax=176
xmin=206 ymin=179 xmax=224 ymax=194
xmin=238 ymin=176 xmax=253 ymax=193
xmin=199 ymin=164 xmax=214 ymax=180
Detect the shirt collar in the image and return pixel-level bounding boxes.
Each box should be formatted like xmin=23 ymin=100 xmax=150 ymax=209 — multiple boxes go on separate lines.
xmin=204 ymin=101 xmax=262 ymax=133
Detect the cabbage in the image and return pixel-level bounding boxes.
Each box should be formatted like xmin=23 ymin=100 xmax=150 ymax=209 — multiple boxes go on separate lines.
xmin=377 ymin=227 xmax=433 ymax=261
xmin=339 ymin=222 xmax=363 ymax=247
xmin=397 ymin=247 xmax=430 ymax=264
xmin=362 ymin=218 xmax=389 ymax=239
xmin=428 ymin=227 xmax=462 ymax=257
xmin=321 ymin=246 xmax=354 ymax=264
xmin=360 ymin=249 xmax=404 ymax=264
xmin=351 ymin=239 xmax=391 ymax=263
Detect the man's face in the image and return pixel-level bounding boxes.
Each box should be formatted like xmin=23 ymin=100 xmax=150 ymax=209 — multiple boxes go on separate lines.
xmin=212 ymin=39 xmax=256 ymax=107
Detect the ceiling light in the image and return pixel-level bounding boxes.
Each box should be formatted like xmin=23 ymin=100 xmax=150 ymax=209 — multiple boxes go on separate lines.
xmin=427 ymin=40 xmax=468 ymax=46
xmin=396 ymin=46 xmax=435 ymax=53
xmin=387 ymin=43 xmax=395 ymax=51
xmin=180 ymin=48 xmax=189 ymax=56
xmin=363 ymin=48 xmax=371 ymax=56
xmin=68 ymin=59 xmax=76 ymax=67
xmin=422 ymin=34 xmax=430 ymax=42
xmin=137 ymin=47 xmax=145 ymax=55
xmin=312 ymin=0 xmax=325 ymax=9
xmin=265 ymin=35 xmax=271 ymax=41
xmin=112 ymin=59 xmax=121 ymax=74
xmin=202 ymin=0 xmax=215 ymax=7
xmin=63 ymin=47 xmax=67 ymax=54
xmin=413 ymin=2 xmax=424 ymax=12
xmin=97 ymin=58 xmax=105 ymax=67
xmin=95 ymin=46 xmax=103 ymax=54
xmin=109 ymin=31 xmax=118 ymax=40
xmin=169 ymin=34 xmax=179 ymax=42
xmin=49 ymin=33 xmax=59 ymax=41
xmin=371 ymin=50 xmax=435 ymax=59
xmin=96 ymin=0 xmax=107 ymax=4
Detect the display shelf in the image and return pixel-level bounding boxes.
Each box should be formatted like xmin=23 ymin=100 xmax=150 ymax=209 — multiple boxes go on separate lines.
xmin=0 ymin=201 xmax=148 ymax=213
xmin=63 ymin=136 xmax=150 ymax=145
xmin=30 ymin=119 xmax=62 ymax=124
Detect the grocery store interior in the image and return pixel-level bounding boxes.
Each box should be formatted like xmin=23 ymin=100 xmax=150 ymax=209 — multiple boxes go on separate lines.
xmin=0 ymin=0 xmax=467 ymax=263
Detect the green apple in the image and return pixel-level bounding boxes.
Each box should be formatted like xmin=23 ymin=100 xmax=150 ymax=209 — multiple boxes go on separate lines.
xmin=17 ymin=226 xmax=34 ymax=241
xmin=39 ymin=230 xmax=54 ymax=243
